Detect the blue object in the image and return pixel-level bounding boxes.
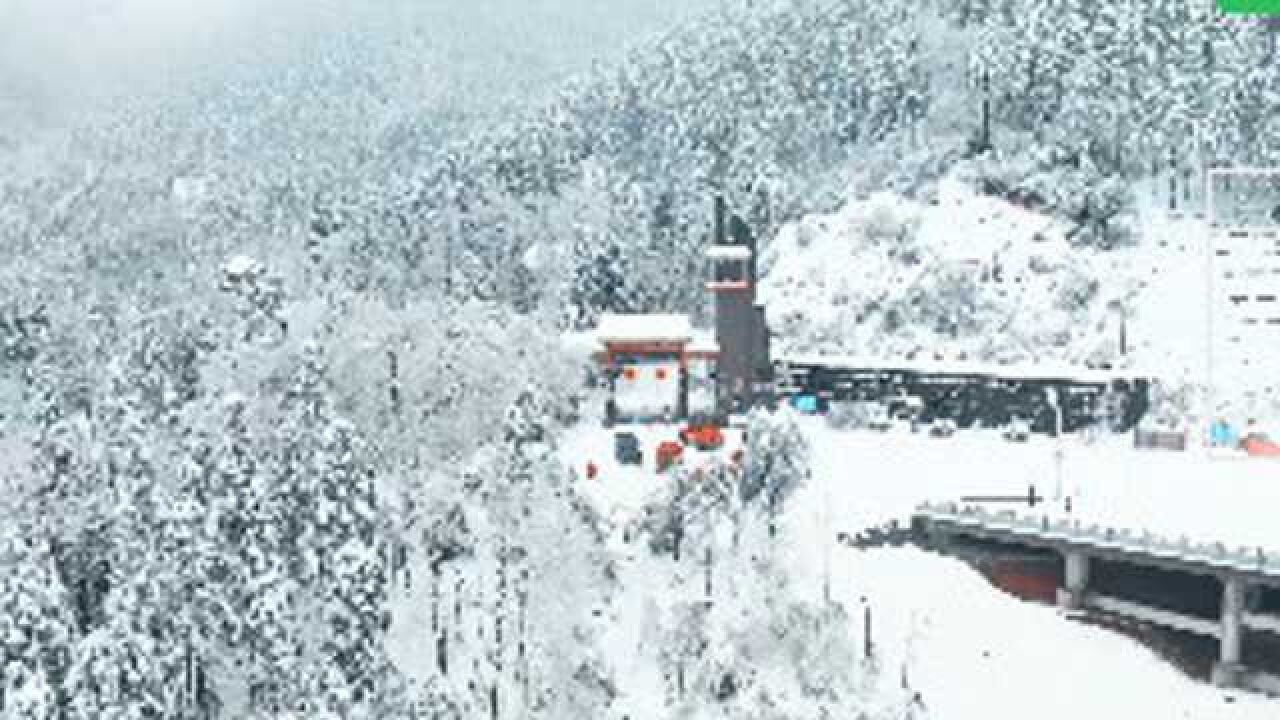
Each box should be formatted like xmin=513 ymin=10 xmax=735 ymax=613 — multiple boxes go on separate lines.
xmin=792 ymin=394 xmax=818 ymax=414
xmin=1210 ymin=419 xmax=1239 ymax=448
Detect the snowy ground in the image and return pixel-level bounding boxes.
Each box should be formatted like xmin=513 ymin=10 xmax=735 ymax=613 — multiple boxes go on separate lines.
xmin=784 ymin=417 xmax=1280 ymax=717
xmin=539 ymin=178 xmax=1280 ymax=715
xmin=758 ymin=179 xmax=1137 ymax=366
xmin=560 ymin=420 xmax=746 ymax=519
xmin=812 ymin=548 xmax=1278 ymax=719
xmin=796 ymin=417 xmax=1280 ymax=554
xmin=759 ymin=176 xmax=1280 ymax=429
xmin=567 ymin=414 xmax=1280 ymax=717
xmin=1123 ymin=201 xmax=1209 ymax=384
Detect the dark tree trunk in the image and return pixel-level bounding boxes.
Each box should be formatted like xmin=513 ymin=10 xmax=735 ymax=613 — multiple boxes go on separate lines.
xmin=981 ymin=67 xmax=991 ymax=151
xmin=705 ymin=546 xmax=713 ymax=598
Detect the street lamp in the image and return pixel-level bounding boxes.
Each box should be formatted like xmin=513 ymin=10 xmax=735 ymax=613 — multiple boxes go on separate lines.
xmin=822 ymin=469 xmax=831 ymax=606
xmin=1046 ymin=387 xmax=1065 ymax=504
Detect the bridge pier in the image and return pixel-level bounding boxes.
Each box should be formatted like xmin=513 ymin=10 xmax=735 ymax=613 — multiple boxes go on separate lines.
xmin=916 ymin=507 xmax=1280 ymax=692
xmin=1213 ymin=575 xmax=1247 ymax=687
xmin=1057 ymin=550 xmax=1090 ymax=611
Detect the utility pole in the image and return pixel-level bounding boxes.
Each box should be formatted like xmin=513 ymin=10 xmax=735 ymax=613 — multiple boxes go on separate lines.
xmin=1054 ymin=442 xmax=1065 ymax=504
xmin=1047 ymin=386 xmax=1065 ymax=503
xmin=822 ymin=470 xmax=832 ymax=606
xmin=862 ymin=597 xmax=873 ymax=660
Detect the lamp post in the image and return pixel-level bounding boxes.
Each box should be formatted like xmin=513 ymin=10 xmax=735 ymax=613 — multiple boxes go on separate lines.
xmin=1106 ymin=299 xmax=1127 ymax=358
xmin=822 ymin=469 xmax=832 ymax=606
xmin=1046 ymin=387 xmax=1065 ymax=504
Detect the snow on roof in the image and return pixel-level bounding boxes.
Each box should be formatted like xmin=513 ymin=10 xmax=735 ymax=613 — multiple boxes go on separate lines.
xmin=596 ymin=313 xmax=693 ymax=343
xmin=706 ymin=245 xmax=752 ymax=259
xmin=561 ymin=330 xmax=603 ymax=358
xmin=224 ymin=254 xmax=261 ymax=277
xmin=778 ymin=353 xmax=1118 ymax=383
xmin=688 ymin=330 xmax=720 ymax=354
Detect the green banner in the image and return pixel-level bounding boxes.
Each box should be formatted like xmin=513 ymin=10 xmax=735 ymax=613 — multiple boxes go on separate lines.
xmin=1218 ymin=0 xmax=1280 ymax=13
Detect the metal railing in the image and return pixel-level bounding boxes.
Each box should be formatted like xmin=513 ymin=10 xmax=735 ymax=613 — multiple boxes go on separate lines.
xmin=916 ymin=500 xmax=1280 ymax=577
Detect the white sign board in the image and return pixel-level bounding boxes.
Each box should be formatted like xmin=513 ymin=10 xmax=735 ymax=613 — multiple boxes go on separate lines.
xmin=1206 ymin=169 xmax=1280 ymax=433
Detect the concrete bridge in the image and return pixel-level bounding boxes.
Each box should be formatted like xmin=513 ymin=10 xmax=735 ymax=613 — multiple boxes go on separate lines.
xmin=913 ymin=501 xmax=1280 ymax=693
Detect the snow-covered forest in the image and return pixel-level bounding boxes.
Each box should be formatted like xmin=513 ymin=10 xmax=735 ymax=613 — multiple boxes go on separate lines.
xmin=3 ymin=0 xmax=1279 ymax=717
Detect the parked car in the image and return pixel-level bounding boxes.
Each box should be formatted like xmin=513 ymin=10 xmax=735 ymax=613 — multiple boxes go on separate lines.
xmin=1003 ymin=418 xmax=1031 ymax=442
xmin=614 ymin=432 xmax=642 ymax=466
xmin=929 ymin=418 xmax=958 ymax=438
xmin=867 ymin=404 xmax=893 ymax=432
xmin=886 ymin=397 xmax=924 ymax=432
xmin=1242 ymin=428 xmax=1280 ymax=457
xmin=890 ymin=396 xmax=923 ymax=420
xmin=679 ymin=423 xmax=724 ymax=451
xmin=656 ymin=441 xmax=685 ymax=472
xmin=826 ymin=401 xmax=868 ymax=430
xmin=791 ymin=394 xmax=819 ymax=414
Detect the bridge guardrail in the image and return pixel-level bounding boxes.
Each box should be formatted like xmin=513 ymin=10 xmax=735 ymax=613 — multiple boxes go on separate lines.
xmin=915 ymin=500 xmax=1280 ymax=577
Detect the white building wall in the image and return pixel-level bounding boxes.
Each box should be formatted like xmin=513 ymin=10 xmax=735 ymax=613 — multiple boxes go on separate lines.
xmin=614 ymin=359 xmax=681 ymax=420
xmin=1209 ymin=227 xmax=1280 ymax=424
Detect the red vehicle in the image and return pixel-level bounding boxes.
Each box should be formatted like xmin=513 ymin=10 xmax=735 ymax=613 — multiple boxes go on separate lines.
xmin=679 ymin=423 xmax=724 ymax=451
xmin=656 ymin=441 xmax=685 ymax=472
xmin=1242 ymin=430 xmax=1280 ymax=457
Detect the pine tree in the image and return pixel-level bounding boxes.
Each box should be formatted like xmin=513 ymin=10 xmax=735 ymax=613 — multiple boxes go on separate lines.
xmin=0 ymin=527 xmax=76 ymax=720
xmin=257 ymin=343 xmax=400 ymax=716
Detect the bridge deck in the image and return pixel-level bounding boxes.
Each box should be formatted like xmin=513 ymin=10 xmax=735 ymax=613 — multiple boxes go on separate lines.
xmin=916 ymin=503 xmax=1280 ymax=587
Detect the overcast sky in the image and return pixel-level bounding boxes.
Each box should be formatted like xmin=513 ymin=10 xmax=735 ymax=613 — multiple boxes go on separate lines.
xmin=0 ymin=0 xmax=724 ymax=142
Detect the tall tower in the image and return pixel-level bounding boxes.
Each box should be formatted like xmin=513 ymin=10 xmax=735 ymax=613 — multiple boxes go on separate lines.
xmin=707 ymin=196 xmax=770 ymax=417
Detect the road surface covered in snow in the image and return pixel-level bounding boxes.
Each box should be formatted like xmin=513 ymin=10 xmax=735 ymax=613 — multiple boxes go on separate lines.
xmin=786 ymin=417 xmax=1280 ymax=717
xmin=796 ymin=418 xmax=1280 ymax=554
xmin=570 ymin=414 xmax=1280 ymax=716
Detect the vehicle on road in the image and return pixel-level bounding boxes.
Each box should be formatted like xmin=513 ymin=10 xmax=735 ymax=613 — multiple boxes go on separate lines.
xmin=1241 ymin=427 xmax=1280 ymax=457
xmin=1003 ymin=417 xmax=1031 ymax=442
xmin=614 ymin=432 xmax=642 ymax=466
xmin=867 ymin=404 xmax=894 ymax=432
xmin=656 ymin=441 xmax=684 ymax=472
xmin=791 ymin=394 xmax=820 ymax=414
xmin=865 ymin=397 xmax=923 ymax=432
xmin=929 ymin=418 xmax=958 ymax=438
xmin=890 ymin=396 xmax=924 ymax=422
xmin=679 ymin=422 xmax=724 ymax=451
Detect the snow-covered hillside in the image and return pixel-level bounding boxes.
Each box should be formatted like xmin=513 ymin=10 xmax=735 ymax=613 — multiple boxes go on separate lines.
xmin=8 ymin=0 xmax=1280 ymax=715
xmin=759 ymin=175 xmax=1280 ymax=427
xmin=760 ymin=178 xmax=1140 ymax=367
